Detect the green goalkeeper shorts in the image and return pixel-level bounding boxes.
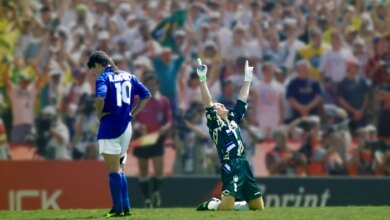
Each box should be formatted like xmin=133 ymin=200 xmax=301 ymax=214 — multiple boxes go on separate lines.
xmin=220 ymin=158 xmax=262 ymax=201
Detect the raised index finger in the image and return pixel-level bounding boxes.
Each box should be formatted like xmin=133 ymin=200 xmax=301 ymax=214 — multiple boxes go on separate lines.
xmin=197 ymin=58 xmax=202 ymax=66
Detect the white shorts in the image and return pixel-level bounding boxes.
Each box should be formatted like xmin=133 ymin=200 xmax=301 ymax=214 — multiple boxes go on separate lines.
xmin=98 ymin=122 xmax=132 ymax=163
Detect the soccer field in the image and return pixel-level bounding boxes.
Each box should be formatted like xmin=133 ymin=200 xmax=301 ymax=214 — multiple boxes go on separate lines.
xmin=0 ymin=207 xmax=389 ymax=220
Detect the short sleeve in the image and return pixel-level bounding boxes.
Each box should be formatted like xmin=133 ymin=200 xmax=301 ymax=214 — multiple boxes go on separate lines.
xmin=133 ymin=75 xmax=151 ymax=100
xmin=205 ymin=106 xmax=219 ymax=129
xmin=313 ymin=81 xmax=322 ymax=95
xmin=95 ymin=76 xmax=107 ymax=98
xmin=230 ymin=100 xmax=247 ymax=124
xmin=286 ymin=80 xmax=295 ymax=99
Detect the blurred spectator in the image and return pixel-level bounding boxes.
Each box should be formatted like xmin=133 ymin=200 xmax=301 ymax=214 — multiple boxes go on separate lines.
xmin=96 ymin=31 xmax=112 ymax=54
xmin=15 ymin=17 xmax=33 ymax=57
xmin=0 ymin=118 xmax=11 ymax=160
xmin=198 ymin=40 xmax=222 ymax=96
xmin=266 ymin=128 xmax=305 ymax=176
xmin=39 ymin=5 xmax=60 ymax=33
xmin=222 ymin=0 xmax=240 ymax=28
xmin=321 ymin=104 xmax=351 ymax=174
xmin=62 ymin=68 xmax=92 ymax=137
xmin=263 ymin=31 xmax=289 ymax=68
xmin=288 ymin=116 xmax=329 ymax=176
xmin=366 ymin=35 xmax=390 ymax=86
xmin=322 ymin=77 xmax=337 ymax=105
xmin=356 ymin=125 xmax=390 ymax=176
xmin=70 ymin=94 xmax=98 ymax=160
xmin=92 ymin=0 xmax=111 ymax=31
xmin=112 ymin=54 xmax=129 ymax=71
xmin=370 ymin=1 xmax=390 ymax=37
xmin=179 ymin=71 xmax=202 ymax=111
xmin=352 ymin=38 xmax=370 ymax=78
xmin=24 ymin=25 xmax=46 ymax=62
xmin=344 ymin=27 xmax=359 ymax=50
xmin=46 ymin=67 xmax=66 ymax=109
xmin=69 ymin=3 xmax=92 ymax=37
xmin=197 ymin=23 xmax=213 ymax=47
xmin=114 ymin=38 xmax=131 ymax=66
xmin=337 ymin=59 xmax=369 ymax=134
xmin=376 ymin=71 xmax=390 ymax=138
xmin=254 ymin=62 xmax=285 ymax=139
xmin=274 ymin=67 xmax=287 ymax=84
xmin=374 ymin=139 xmax=390 ymax=176
xmin=133 ymin=56 xmax=153 ymax=79
xmin=224 ymin=56 xmax=247 ymax=90
xmin=240 ymin=106 xmax=263 ymax=172
xmin=70 ymin=29 xmax=88 ymax=62
xmin=286 ymin=60 xmax=322 ymax=121
xmin=296 ymin=29 xmax=329 ymax=81
xmin=280 ymin=20 xmax=305 ymax=72
xmin=122 ymin=15 xmax=139 ymax=48
xmin=217 ymin=79 xmax=235 ymax=110
xmin=83 ymin=143 xmax=99 ymax=160
xmin=132 ymin=73 xmax=172 ymax=208
xmin=319 ymin=31 xmax=353 ymax=86
xmin=0 ymin=1 xmax=22 ymax=56
xmin=173 ymin=28 xmax=194 ymax=56
xmin=129 ymin=19 xmax=151 ymax=60
xmin=349 ymin=125 xmax=380 ymax=175
xmin=114 ymin=3 xmax=132 ymax=32
xmin=3 ymin=58 xmax=47 ymax=144
xmin=224 ymin=24 xmax=250 ymax=65
xmin=148 ymin=46 xmax=185 ymax=116
xmin=207 ymin=11 xmax=232 ymax=56
xmin=176 ymin=101 xmax=212 ymax=175
xmin=30 ymin=106 xmax=71 ymax=160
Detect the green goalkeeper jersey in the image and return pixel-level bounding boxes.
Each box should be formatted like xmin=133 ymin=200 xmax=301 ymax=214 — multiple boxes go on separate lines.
xmin=205 ymin=100 xmax=247 ymax=162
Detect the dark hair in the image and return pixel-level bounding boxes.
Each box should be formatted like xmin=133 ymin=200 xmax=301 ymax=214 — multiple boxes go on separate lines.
xmin=143 ymin=72 xmax=158 ymax=82
xmin=41 ymin=6 xmax=51 ymax=13
xmin=87 ymin=50 xmax=118 ymax=73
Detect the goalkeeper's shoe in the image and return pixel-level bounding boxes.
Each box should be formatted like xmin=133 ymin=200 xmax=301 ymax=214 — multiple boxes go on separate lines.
xmin=102 ymin=208 xmax=123 ymax=218
xmin=196 ymin=200 xmax=209 ymax=211
xmin=196 ymin=197 xmax=220 ymax=211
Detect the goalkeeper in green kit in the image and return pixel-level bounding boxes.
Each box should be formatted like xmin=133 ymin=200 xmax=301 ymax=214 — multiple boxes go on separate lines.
xmin=196 ymin=58 xmax=264 ymax=211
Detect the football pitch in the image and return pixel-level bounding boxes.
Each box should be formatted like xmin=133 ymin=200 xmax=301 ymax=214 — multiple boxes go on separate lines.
xmin=0 ymin=207 xmax=389 ymax=220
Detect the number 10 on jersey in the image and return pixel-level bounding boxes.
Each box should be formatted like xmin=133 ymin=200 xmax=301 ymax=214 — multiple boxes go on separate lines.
xmin=114 ymin=81 xmax=132 ymax=107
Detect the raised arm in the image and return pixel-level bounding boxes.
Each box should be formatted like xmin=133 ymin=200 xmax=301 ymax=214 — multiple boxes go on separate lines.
xmin=197 ymin=58 xmax=213 ymax=108
xmin=237 ymin=60 xmax=254 ymax=103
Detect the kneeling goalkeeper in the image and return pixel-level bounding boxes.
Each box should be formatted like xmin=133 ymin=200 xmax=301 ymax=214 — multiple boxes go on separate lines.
xmin=196 ymin=58 xmax=264 ymax=211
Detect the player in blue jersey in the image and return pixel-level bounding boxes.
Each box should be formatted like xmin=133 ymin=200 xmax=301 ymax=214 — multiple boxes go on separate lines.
xmin=87 ymin=51 xmax=151 ymax=217
xmin=196 ymin=58 xmax=264 ymax=211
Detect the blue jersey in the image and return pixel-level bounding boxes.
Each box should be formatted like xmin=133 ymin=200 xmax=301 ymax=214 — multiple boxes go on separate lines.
xmin=95 ymin=67 xmax=151 ymax=139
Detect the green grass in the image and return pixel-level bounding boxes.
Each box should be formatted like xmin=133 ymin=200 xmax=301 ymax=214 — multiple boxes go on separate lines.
xmin=0 ymin=207 xmax=389 ymax=220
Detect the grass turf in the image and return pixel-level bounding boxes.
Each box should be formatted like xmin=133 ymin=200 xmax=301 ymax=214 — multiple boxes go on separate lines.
xmin=0 ymin=207 xmax=389 ymax=220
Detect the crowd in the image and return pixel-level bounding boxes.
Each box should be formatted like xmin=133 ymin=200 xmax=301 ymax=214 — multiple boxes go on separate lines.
xmin=0 ymin=0 xmax=390 ymax=176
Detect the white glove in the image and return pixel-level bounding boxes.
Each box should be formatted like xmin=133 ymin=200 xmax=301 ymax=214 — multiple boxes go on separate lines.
xmin=197 ymin=58 xmax=208 ymax=82
xmin=244 ymin=60 xmax=254 ymax=83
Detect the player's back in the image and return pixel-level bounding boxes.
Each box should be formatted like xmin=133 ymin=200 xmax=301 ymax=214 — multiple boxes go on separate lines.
xmin=96 ymin=68 xmax=150 ymax=139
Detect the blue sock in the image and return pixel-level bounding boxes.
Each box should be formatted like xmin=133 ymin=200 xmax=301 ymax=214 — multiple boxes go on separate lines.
xmin=109 ymin=172 xmax=123 ymax=212
xmin=120 ymin=172 xmax=131 ymax=211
